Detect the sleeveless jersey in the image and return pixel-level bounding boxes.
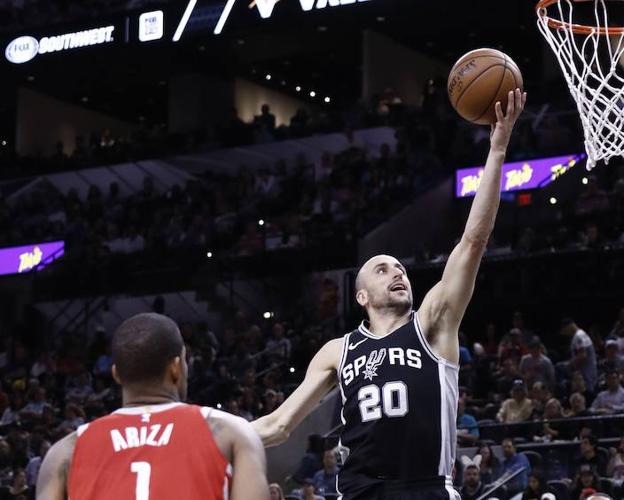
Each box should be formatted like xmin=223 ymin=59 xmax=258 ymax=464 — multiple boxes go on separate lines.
xmin=337 ymin=312 xmax=459 ymax=499
xmin=68 ymin=402 xmax=231 ymax=500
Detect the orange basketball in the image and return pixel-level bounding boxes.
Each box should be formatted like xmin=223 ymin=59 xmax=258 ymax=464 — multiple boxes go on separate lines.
xmin=447 ymin=48 xmax=523 ymax=125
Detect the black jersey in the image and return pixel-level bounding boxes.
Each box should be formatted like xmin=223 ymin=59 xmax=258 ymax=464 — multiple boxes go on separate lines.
xmin=336 ymin=311 xmax=459 ymax=499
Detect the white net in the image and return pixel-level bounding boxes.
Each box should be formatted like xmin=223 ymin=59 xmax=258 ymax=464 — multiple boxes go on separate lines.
xmin=537 ymin=0 xmax=624 ymax=168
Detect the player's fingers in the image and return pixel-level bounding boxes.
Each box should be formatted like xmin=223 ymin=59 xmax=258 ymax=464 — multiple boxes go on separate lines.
xmin=506 ymin=90 xmax=514 ymax=118
xmin=515 ymin=88 xmax=523 ymax=115
xmin=495 ymin=101 xmax=504 ymax=123
xmin=522 ymin=91 xmax=528 ymax=110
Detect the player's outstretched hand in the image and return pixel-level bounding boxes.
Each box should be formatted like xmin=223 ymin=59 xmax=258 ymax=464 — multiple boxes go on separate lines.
xmin=490 ymin=88 xmax=527 ymax=153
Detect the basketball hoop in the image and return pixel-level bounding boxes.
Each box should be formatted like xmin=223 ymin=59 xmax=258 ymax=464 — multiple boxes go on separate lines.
xmin=537 ymin=0 xmax=624 ymax=168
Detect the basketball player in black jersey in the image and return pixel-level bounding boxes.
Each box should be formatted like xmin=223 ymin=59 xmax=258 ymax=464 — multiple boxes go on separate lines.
xmin=253 ymin=89 xmax=526 ymax=499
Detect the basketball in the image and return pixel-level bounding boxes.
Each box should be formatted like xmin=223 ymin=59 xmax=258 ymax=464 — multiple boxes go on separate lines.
xmin=447 ymin=48 xmax=524 ymax=125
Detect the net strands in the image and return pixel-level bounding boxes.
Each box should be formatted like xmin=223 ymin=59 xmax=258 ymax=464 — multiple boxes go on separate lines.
xmin=537 ymin=0 xmax=624 ymax=168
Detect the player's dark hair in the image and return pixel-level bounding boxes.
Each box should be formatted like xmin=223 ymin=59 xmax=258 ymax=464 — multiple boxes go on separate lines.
xmin=112 ymin=313 xmax=183 ymax=385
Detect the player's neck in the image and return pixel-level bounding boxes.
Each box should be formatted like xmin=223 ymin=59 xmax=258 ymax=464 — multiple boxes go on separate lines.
xmin=122 ymin=387 xmax=181 ymax=408
xmin=366 ymin=309 xmax=411 ymax=337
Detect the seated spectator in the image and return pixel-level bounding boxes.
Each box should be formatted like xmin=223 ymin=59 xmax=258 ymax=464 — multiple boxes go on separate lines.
xmin=1 ymin=468 xmax=29 ymax=499
xmin=294 ymin=478 xmax=324 ymax=500
xmin=66 ymin=370 xmax=94 ymax=403
xmin=591 ymin=370 xmax=624 ymax=414
xmin=570 ymin=464 xmax=602 ymax=500
xmin=56 ymin=403 xmax=86 ymax=435
xmin=522 ymin=472 xmax=553 ymax=500
xmin=497 ymin=379 xmax=534 ymax=423
xmin=19 ymin=387 xmax=48 ymax=420
xmin=498 ymin=328 xmax=529 ymax=364
xmin=269 ymin=483 xmax=285 ymax=500
xmin=457 ymin=397 xmax=479 ymax=446
xmin=459 ymin=462 xmax=485 ymax=500
xmin=500 ymin=438 xmax=531 ymax=496
xmin=293 ymin=435 xmax=324 ymax=484
xmin=476 ymin=442 xmax=501 ymax=485
xmin=265 ymin=323 xmax=291 ymax=362
xmin=519 ymin=336 xmax=555 ymax=389
xmin=570 ymin=372 xmax=596 ymax=407
xmin=574 ymin=435 xmax=608 ymax=477
xmin=496 ymin=358 xmax=521 ymax=396
xmin=530 ymin=381 xmax=553 ymax=418
xmin=538 ymin=398 xmax=570 ymax=441
xmin=312 ymin=449 xmax=339 ymax=496
xmin=25 ymin=440 xmax=51 ymax=488
xmin=601 ymin=339 xmax=624 ymax=374
xmin=607 ymin=436 xmax=624 ymax=483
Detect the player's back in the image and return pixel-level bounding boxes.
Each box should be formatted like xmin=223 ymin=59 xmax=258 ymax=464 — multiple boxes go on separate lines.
xmin=68 ymin=402 xmax=230 ymax=500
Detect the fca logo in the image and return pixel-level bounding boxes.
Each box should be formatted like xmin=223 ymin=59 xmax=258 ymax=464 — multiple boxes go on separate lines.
xmin=253 ymin=0 xmax=370 ymax=19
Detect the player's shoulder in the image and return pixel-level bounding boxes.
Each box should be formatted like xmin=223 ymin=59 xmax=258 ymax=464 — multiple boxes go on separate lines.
xmin=203 ymin=408 xmax=262 ymax=456
xmin=45 ymin=431 xmax=78 ymax=467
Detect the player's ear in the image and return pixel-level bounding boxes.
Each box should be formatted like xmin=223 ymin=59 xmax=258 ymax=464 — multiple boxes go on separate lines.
xmin=111 ymin=365 xmax=122 ymax=385
xmin=169 ymin=356 xmax=182 ymax=384
xmin=356 ymin=289 xmax=368 ymax=307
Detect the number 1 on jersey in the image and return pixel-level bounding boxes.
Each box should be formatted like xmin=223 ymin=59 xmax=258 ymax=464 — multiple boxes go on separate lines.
xmin=131 ymin=462 xmax=151 ymax=500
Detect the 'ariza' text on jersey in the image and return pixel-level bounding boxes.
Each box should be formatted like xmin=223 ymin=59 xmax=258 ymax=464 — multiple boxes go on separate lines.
xmin=341 ymin=347 xmax=422 ymax=386
xmin=110 ymin=423 xmax=174 ymax=452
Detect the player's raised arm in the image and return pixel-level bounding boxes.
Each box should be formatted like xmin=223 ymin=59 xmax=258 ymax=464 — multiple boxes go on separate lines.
xmin=252 ymin=338 xmax=342 ymax=447
xmin=419 ymin=89 xmax=527 ymax=357
xmin=36 ymin=432 xmax=76 ymax=500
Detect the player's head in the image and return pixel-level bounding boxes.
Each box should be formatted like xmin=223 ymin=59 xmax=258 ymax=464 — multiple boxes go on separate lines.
xmin=111 ymin=313 xmax=187 ymax=401
xmin=355 ymin=255 xmax=412 ymax=316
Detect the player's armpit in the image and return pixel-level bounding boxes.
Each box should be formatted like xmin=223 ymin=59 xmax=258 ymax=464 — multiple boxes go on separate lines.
xmin=252 ymin=338 xmax=342 ymax=447
xmin=36 ymin=432 xmax=77 ymax=500
xmin=229 ymin=416 xmax=270 ymax=500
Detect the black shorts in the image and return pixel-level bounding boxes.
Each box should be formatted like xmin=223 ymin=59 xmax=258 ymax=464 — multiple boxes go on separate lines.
xmin=345 ymin=482 xmax=462 ymax=500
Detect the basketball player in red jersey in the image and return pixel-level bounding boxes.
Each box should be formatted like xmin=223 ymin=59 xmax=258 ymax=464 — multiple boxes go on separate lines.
xmin=37 ymin=313 xmax=270 ymax=500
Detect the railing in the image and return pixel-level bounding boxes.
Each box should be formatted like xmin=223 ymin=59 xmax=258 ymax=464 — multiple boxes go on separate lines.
xmin=476 ymin=467 xmax=527 ymax=500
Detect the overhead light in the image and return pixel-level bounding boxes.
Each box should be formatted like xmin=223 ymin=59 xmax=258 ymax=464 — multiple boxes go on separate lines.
xmin=237 ymin=39 xmax=245 ymax=45
xmin=281 ymin=80 xmax=286 ymax=86
xmin=265 ymin=74 xmax=272 ymax=81
xmin=318 ymin=25 xmax=328 ymax=32
xmin=1 ymin=141 xmax=6 ymax=146
xmin=309 ymin=91 xmax=316 ymax=97
xmin=258 ymin=219 xmax=265 ymax=226
xmin=81 ymin=96 xmax=89 ymax=103
xmin=289 ymin=367 xmax=295 ymax=373
xmin=216 ymin=403 xmax=222 ymax=409
xmin=324 ymin=97 xmax=331 ymax=103
xmin=376 ymin=16 xmax=385 ymax=22
xmin=263 ymin=311 xmax=274 ymax=319
xmin=549 ymin=197 xmax=557 ymax=205
xmin=198 ymin=45 xmax=206 ymax=51
xmin=206 ymin=251 xmax=213 ymax=258
xmin=26 ymin=75 xmax=35 ymax=82
xmin=582 ymin=177 xmax=588 ymax=185
xmin=295 ymin=86 xmax=301 ymax=92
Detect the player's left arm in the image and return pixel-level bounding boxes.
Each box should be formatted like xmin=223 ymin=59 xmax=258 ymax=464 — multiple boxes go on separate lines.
xmin=419 ymin=89 xmax=527 ymax=363
xmin=36 ymin=432 xmax=77 ymax=500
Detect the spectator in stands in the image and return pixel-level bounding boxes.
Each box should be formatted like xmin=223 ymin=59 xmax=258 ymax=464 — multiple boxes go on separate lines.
xmin=254 ymin=104 xmax=276 ymax=132
xmin=19 ymin=387 xmax=48 ymax=420
xmin=496 ymin=358 xmax=522 ymax=397
xmin=498 ymin=328 xmax=529 ymax=364
xmin=562 ymin=318 xmax=598 ymax=391
xmin=570 ymin=464 xmax=602 ymax=500
xmin=521 ymin=472 xmax=553 ymax=500
xmin=476 ymin=442 xmax=501 ymax=485
xmin=574 ymin=435 xmax=608 ymax=477
xmin=512 ymin=311 xmax=535 ymax=346
xmin=293 ymin=435 xmax=324 ymax=484
xmin=591 ymin=370 xmax=624 ymax=413
xmin=501 ymin=438 xmax=531 ymax=495
xmin=530 ymin=381 xmax=553 ymax=418
xmin=25 ymin=439 xmax=50 ymax=488
xmin=520 ymin=336 xmax=555 ymax=389
xmin=539 ymin=398 xmax=568 ymax=441
xmin=312 ymin=449 xmax=339 ymax=496
xmin=56 ymin=403 xmax=86 ymax=435
xmin=269 ymin=483 xmax=285 ymax=500
xmin=457 ymin=396 xmax=479 ymax=446
xmin=459 ymin=463 xmax=485 ymax=500
xmin=497 ymin=379 xmax=534 ymax=423
xmin=265 ymin=323 xmax=291 ymax=362
xmin=295 ymin=478 xmax=324 ymax=500
xmin=2 ymin=467 xmax=29 ymax=499
xmin=570 ymin=372 xmax=595 ymax=407
xmin=607 ymin=436 xmax=624 ymax=482
xmin=600 ymin=339 xmax=624 ymax=374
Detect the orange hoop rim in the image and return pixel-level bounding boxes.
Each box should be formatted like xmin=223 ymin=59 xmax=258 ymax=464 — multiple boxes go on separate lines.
xmin=536 ymin=0 xmax=624 ymax=35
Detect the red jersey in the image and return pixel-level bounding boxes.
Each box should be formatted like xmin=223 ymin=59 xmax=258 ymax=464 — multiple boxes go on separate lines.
xmin=68 ymin=403 xmax=231 ymax=500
